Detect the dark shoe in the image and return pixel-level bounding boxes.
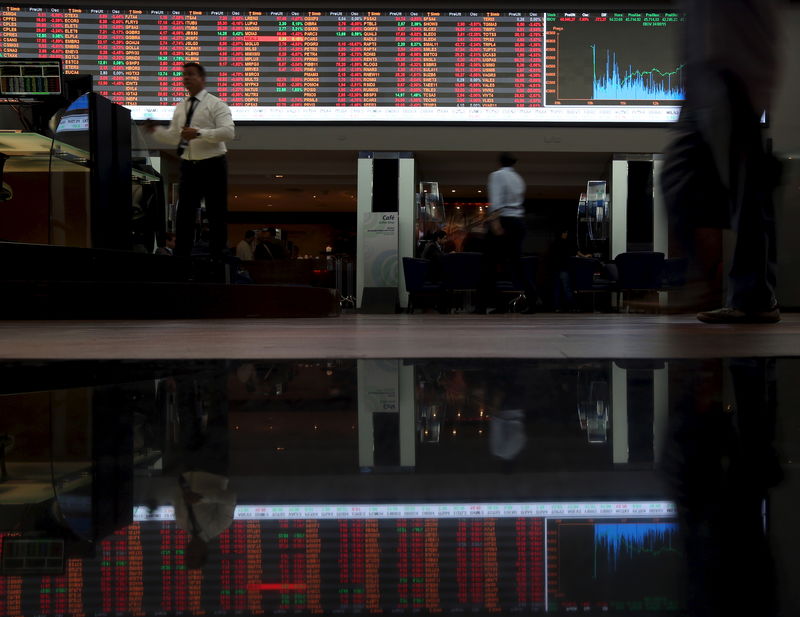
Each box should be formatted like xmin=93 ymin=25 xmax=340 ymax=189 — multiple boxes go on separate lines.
xmin=696 ymin=306 xmax=781 ymax=324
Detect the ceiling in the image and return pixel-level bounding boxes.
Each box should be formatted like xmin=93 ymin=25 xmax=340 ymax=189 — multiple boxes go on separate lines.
xmin=226 ymin=150 xmax=614 ymax=213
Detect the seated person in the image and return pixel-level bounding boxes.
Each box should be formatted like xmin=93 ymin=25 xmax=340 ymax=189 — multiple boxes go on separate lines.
xmin=254 ymin=227 xmax=287 ymax=260
xmin=550 ymin=229 xmax=591 ymax=312
xmin=421 ymin=230 xmax=448 ymax=282
xmin=155 ymin=232 xmax=176 ymax=256
xmin=235 ymin=229 xmax=256 ymax=261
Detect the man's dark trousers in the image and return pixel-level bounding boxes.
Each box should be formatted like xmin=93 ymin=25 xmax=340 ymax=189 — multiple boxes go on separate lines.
xmin=176 ymin=155 xmax=228 ymax=258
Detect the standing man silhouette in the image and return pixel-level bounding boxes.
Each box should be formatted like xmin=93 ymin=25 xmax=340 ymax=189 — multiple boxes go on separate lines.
xmin=145 ymin=62 xmax=235 ymax=259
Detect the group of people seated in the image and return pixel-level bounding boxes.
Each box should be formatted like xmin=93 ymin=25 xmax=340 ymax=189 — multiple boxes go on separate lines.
xmin=416 ymin=226 xmax=597 ymax=313
xmin=234 ymin=228 xmax=287 ymax=261
xmin=154 ymin=227 xmax=289 ymax=262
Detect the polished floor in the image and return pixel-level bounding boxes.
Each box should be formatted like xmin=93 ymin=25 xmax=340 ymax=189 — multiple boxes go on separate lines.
xmin=0 ymin=313 xmax=796 ymax=359
xmin=1 ymin=357 xmax=797 ymax=615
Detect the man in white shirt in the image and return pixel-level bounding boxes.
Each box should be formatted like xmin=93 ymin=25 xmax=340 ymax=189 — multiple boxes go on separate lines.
xmin=480 ymin=153 xmax=528 ymax=313
xmin=145 ymin=62 xmax=235 ymax=259
xmin=235 ymin=229 xmax=256 ymax=261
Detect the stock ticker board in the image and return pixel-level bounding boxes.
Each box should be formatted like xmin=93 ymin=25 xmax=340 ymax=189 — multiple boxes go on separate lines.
xmin=0 ymin=7 xmax=686 ymax=123
xmin=0 ymin=501 xmax=683 ymax=615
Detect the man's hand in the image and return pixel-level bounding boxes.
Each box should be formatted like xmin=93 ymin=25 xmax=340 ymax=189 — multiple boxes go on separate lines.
xmin=181 ymin=127 xmax=200 ymax=141
xmin=142 ymin=119 xmax=158 ymax=134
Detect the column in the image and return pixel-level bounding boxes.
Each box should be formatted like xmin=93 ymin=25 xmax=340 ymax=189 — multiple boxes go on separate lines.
xmin=423 ymin=519 xmax=441 ymax=612
xmin=121 ymin=10 xmax=142 ymax=107
xmin=283 ymin=12 xmax=305 ymax=106
xmin=653 ymin=363 xmax=669 ymax=464
xmin=611 ymin=362 xmax=629 ymax=464
xmin=303 ymin=13 xmax=321 ymax=107
xmin=62 ymin=8 xmax=81 ymax=76
xmin=453 ymin=14 xmax=467 ymax=106
xmin=334 ymin=13 xmax=348 ymax=106
xmin=0 ymin=6 xmax=21 ymax=58
xmin=242 ymin=11 xmax=261 ymax=106
xmin=511 ymin=13 xmax=544 ymax=108
xmin=32 ymin=8 xmax=47 ymax=58
xmin=362 ymin=12 xmax=379 ymax=106
xmin=273 ymin=12 xmax=289 ymax=106
xmin=421 ymin=13 xmax=439 ymax=107
xmin=653 ymin=157 xmax=670 ymax=307
xmin=108 ymin=10 xmax=126 ymax=104
xmin=226 ymin=11 xmax=247 ymax=107
xmin=407 ymin=13 xmax=423 ymax=106
xmin=246 ymin=520 xmax=264 ymax=614
xmin=167 ymin=13 xmax=188 ymax=103
xmin=347 ymin=14 xmax=366 ymax=107
xmin=610 ymin=159 xmax=629 ymax=260
xmin=67 ymin=559 xmax=86 ymax=617
xmin=305 ymin=520 xmax=323 ymax=613
xmin=365 ymin=519 xmax=382 ymax=612
xmin=128 ymin=524 xmax=144 ymax=616
xmin=152 ymin=11 xmax=171 ymax=104
xmin=392 ymin=14 xmax=409 ymax=106
xmin=215 ymin=13 xmax=232 ymax=101
xmin=466 ymin=15 xmax=482 ymax=106
xmin=480 ymin=13 xmax=498 ymax=108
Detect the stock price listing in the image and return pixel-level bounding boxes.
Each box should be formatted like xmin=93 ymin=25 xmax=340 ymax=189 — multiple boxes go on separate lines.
xmin=0 ymin=7 xmax=684 ymax=122
xmin=0 ymin=502 xmax=683 ymax=616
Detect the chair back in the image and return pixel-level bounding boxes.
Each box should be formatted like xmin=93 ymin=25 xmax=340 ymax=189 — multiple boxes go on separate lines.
xmin=614 ymin=252 xmax=665 ymax=290
xmin=441 ymin=252 xmax=483 ymax=291
xmin=662 ymin=257 xmax=689 ymax=288
xmin=520 ymin=255 xmax=538 ymax=287
xmin=402 ymin=258 xmax=431 ymax=293
xmin=568 ymin=257 xmax=602 ymax=291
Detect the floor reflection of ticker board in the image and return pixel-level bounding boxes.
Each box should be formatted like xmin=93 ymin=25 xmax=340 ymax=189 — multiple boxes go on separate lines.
xmin=546 ymin=518 xmax=683 ymax=613
xmin=545 ymin=12 xmax=685 ymax=105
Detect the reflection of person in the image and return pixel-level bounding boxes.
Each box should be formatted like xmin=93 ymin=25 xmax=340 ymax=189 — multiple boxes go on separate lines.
xmin=144 ymin=62 xmax=235 ymax=259
xmin=167 ymin=370 xmax=234 ymax=570
xmin=483 ymin=370 xmax=528 ymax=471
xmin=176 ymin=471 xmax=236 ymax=570
xmin=489 ymin=409 xmax=527 ymax=463
xmin=661 ymin=0 xmax=781 ymax=323
xmin=661 ymin=359 xmax=782 ymax=617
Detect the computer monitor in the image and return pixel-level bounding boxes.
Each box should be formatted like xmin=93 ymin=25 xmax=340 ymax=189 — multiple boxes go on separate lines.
xmin=0 ymin=58 xmax=62 ymax=98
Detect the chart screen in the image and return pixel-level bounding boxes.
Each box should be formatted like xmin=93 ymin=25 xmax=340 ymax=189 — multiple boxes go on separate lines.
xmin=0 ymin=7 xmax=685 ymax=123
xmin=0 ymin=501 xmax=682 ymax=615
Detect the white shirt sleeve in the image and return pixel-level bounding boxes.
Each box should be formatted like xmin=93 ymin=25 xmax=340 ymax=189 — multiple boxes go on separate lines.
xmin=487 ymin=171 xmax=504 ymax=214
xmin=150 ymin=102 xmax=184 ymax=146
xmin=198 ymin=99 xmax=235 ymax=144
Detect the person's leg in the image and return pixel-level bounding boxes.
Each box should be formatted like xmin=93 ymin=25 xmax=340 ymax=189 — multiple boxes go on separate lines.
xmin=725 ymin=105 xmax=778 ymax=313
xmin=552 ymin=272 xmax=563 ymax=311
xmin=560 ymin=271 xmax=575 ymax=309
xmin=697 ymin=71 xmax=779 ymax=319
xmin=506 ymin=217 xmax=526 ymax=283
xmin=476 ymin=235 xmax=498 ymax=313
xmin=176 ymin=161 xmax=202 ymax=257
xmin=198 ymin=156 xmax=229 ymax=259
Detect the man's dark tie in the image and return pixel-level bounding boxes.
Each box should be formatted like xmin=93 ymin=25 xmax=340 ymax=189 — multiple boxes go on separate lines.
xmin=176 ymin=96 xmax=198 ymax=156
